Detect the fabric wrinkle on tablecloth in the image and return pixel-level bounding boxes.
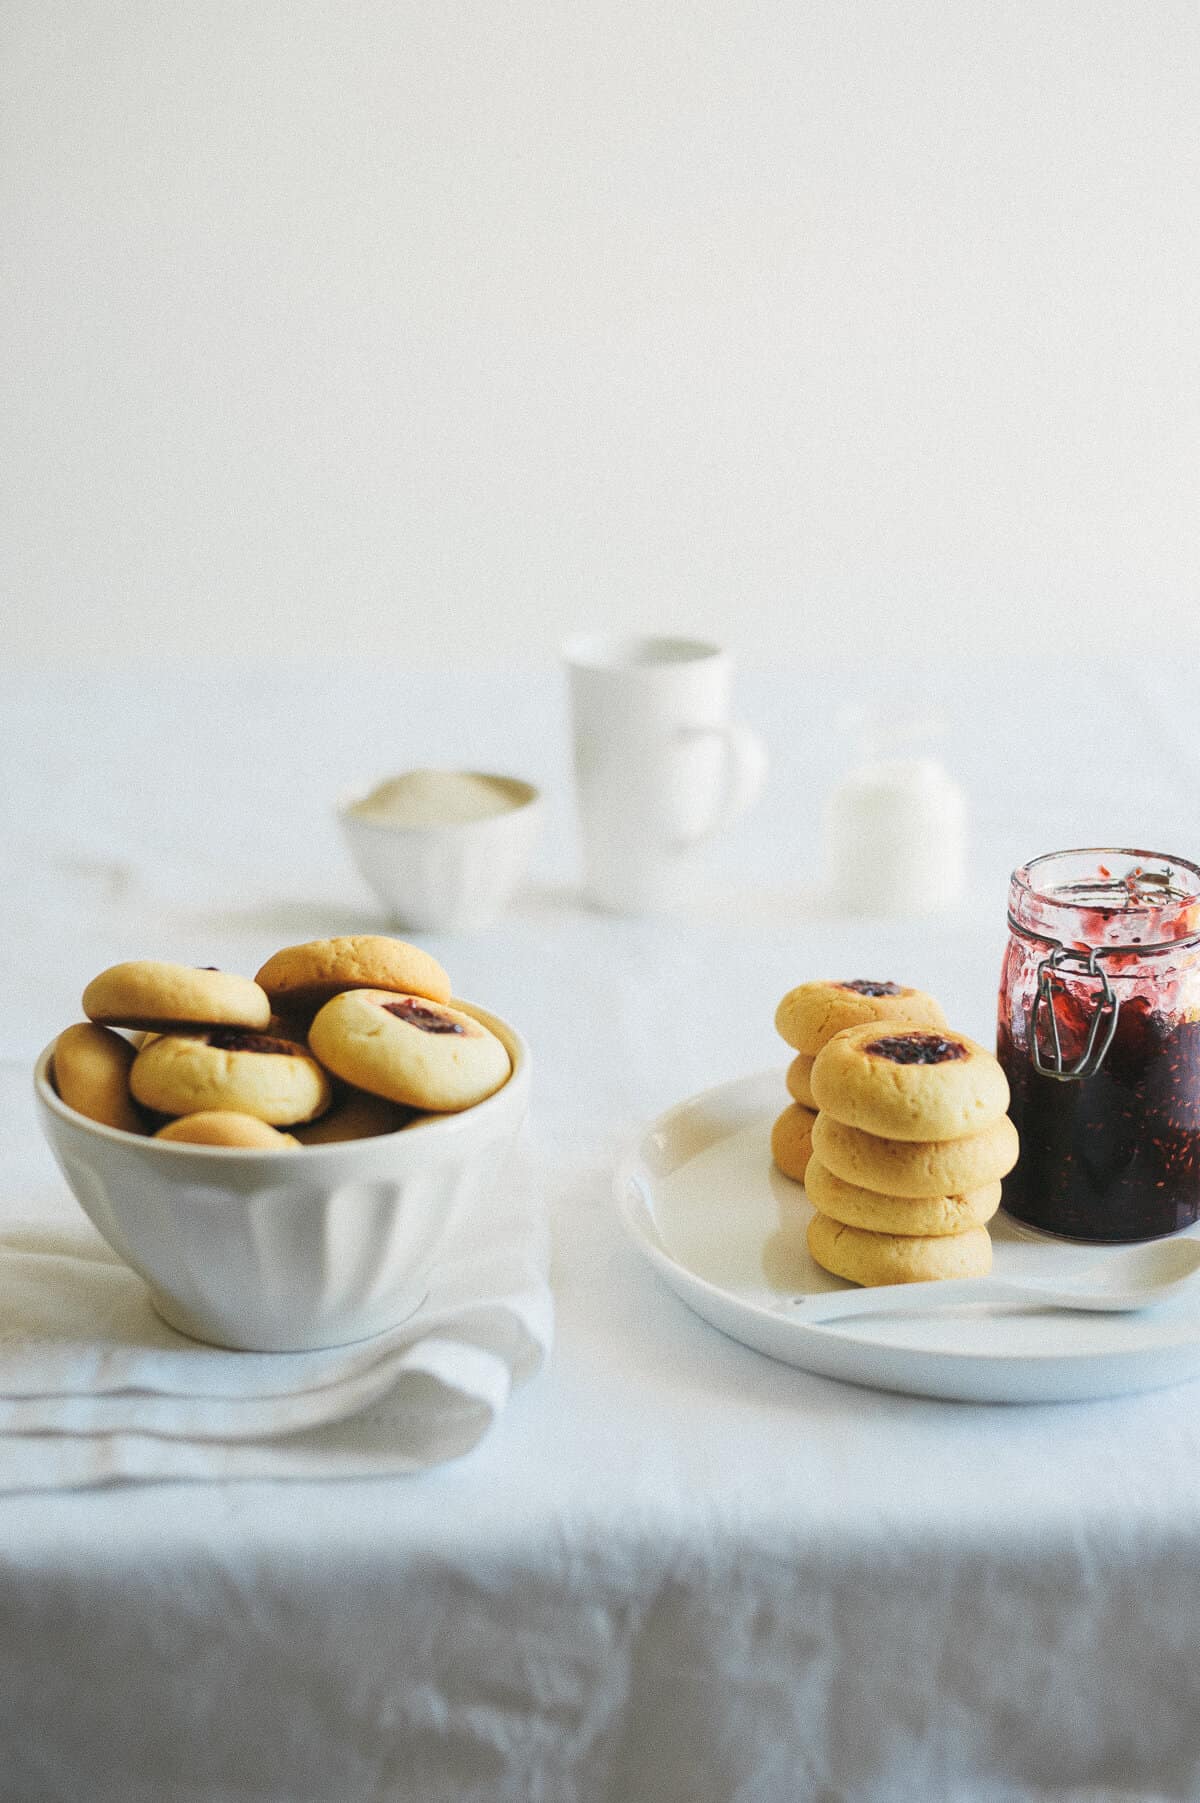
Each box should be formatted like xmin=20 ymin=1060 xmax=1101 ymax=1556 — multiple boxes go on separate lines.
xmin=0 ymin=1141 xmax=552 ymax=1492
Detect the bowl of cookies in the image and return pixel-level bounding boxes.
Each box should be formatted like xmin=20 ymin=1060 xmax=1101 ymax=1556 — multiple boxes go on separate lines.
xmin=34 ymin=936 xmax=529 ymax=1351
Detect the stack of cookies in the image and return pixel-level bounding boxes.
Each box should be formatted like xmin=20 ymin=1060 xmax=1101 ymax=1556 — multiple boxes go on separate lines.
xmin=772 ymin=980 xmax=1019 ymax=1287
xmin=770 ymin=980 xmax=949 ymax=1188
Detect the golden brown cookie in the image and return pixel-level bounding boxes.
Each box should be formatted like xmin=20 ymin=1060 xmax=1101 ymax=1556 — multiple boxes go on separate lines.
xmin=774 ymin=980 xmax=947 ymax=1055
xmin=770 ymin=1103 xmax=817 ymax=1183
xmin=810 ymin=1024 xmax=1010 ymax=1142
xmin=785 ymin=1053 xmax=816 ymax=1108
xmin=805 ymin=1157 xmax=1001 ymax=1237
xmin=811 ymin=1110 xmax=1020 ymax=1199
xmin=53 ymin=1022 xmax=146 ymax=1134
xmin=254 ymin=936 xmax=451 ymax=1021
xmin=292 ymin=1090 xmax=417 ymax=1144
xmin=155 ymin=1112 xmax=299 ymax=1149
xmin=308 ymin=991 xmax=511 ymax=1112
xmin=83 ymin=962 xmax=271 ymax=1033
xmin=807 ymin=1212 xmax=993 ymax=1286
xmin=131 ymin=1028 xmax=332 ymax=1126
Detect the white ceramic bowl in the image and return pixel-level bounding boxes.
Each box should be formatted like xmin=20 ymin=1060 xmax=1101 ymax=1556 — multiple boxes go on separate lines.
xmin=33 ymin=1003 xmax=530 ymax=1352
xmin=338 ymin=773 xmax=543 ymax=932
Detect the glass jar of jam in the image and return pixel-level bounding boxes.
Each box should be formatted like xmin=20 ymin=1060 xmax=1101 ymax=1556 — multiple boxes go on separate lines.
xmin=998 ymin=848 xmax=1200 ymax=1242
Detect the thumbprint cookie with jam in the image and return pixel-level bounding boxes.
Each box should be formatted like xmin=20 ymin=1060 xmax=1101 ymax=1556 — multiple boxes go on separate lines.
xmin=254 ymin=935 xmax=451 ymax=1023
xmin=810 ymin=1024 xmax=1010 ymax=1143
xmin=807 ymin=1213 xmax=993 ymax=1287
xmin=155 ymin=1112 xmax=300 ymax=1149
xmin=83 ymin=961 xmax=271 ymax=1033
xmin=53 ymin=1023 xmax=147 ymax=1134
xmin=770 ymin=1102 xmax=817 ymax=1184
xmin=774 ymin=979 xmax=947 ymax=1057
xmin=130 ymin=1028 xmax=332 ymax=1126
xmin=309 ymin=990 xmax=511 ymax=1113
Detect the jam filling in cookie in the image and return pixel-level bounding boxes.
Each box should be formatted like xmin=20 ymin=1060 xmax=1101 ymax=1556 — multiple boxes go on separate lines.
xmin=382 ymin=999 xmax=466 ymax=1035
xmin=837 ymin=980 xmax=903 ymax=997
xmin=865 ymin=1033 xmax=968 ymax=1066
xmin=205 ymin=1028 xmax=303 ymax=1056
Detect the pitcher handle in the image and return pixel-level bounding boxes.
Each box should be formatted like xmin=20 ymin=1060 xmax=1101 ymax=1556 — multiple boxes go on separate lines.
xmin=675 ymin=723 xmax=769 ymax=846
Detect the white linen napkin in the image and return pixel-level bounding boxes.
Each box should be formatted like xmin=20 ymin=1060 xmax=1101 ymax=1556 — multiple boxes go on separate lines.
xmin=0 ymin=1144 xmax=552 ymax=1491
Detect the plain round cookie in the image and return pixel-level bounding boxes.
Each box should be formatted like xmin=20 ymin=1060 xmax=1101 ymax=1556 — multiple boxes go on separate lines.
xmin=805 ymin=1157 xmax=1002 ymax=1237
xmin=53 ymin=1022 xmax=145 ymax=1134
xmin=810 ymin=1024 xmax=1010 ymax=1142
xmin=131 ymin=1029 xmax=332 ymax=1126
xmin=807 ymin=1213 xmax=993 ymax=1287
xmin=811 ymin=1110 xmax=1020 ymax=1199
xmin=770 ymin=1103 xmax=817 ymax=1183
xmin=785 ymin=1053 xmax=816 ymax=1108
xmin=255 ymin=936 xmax=452 ymax=1020
xmin=83 ymin=961 xmax=271 ymax=1033
xmin=156 ymin=1112 xmax=299 ymax=1149
xmin=774 ymin=980 xmax=947 ymax=1055
xmin=308 ymin=990 xmax=511 ymax=1113
xmin=292 ymin=1090 xmax=417 ymax=1144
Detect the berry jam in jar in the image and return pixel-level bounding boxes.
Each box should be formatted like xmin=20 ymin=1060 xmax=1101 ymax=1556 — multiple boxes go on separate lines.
xmin=998 ymin=849 xmax=1200 ymax=1242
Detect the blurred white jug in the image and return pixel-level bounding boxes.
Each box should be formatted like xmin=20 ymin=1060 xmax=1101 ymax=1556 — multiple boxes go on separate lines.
xmin=822 ymin=706 xmax=967 ymax=915
xmin=564 ymin=634 xmax=768 ymax=914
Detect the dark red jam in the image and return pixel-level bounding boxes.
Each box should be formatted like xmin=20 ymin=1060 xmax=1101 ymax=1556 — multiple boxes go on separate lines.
xmin=383 ymin=999 xmax=464 ymax=1035
xmin=838 ymin=979 xmax=903 ymax=996
xmin=998 ymin=1003 xmax=1200 ymax=1242
xmin=866 ymin=1033 xmax=967 ymax=1066
xmin=206 ymin=1028 xmax=301 ymax=1055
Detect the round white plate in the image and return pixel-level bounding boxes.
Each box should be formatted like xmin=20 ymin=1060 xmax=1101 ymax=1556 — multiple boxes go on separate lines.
xmin=615 ymin=1070 xmax=1200 ymax=1404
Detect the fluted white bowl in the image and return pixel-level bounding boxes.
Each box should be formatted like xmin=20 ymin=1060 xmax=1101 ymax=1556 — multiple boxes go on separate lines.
xmin=338 ymin=773 xmax=543 ymax=932
xmin=33 ymin=1003 xmax=530 ymax=1352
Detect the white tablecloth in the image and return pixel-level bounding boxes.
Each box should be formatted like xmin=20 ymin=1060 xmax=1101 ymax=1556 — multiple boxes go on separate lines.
xmin=3 ymin=657 xmax=1200 ymax=1803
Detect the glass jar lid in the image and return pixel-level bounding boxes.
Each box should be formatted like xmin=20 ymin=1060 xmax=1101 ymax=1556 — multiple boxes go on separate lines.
xmin=1009 ymin=848 xmax=1200 ymax=955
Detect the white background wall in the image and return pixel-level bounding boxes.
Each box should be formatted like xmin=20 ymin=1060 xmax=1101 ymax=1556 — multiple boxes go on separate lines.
xmin=3 ymin=1 xmax=1198 ymax=667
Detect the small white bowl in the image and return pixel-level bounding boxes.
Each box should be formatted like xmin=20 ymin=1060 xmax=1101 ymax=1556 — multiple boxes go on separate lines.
xmin=338 ymin=772 xmax=543 ymax=932
xmin=34 ymin=1003 xmax=530 ymax=1352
